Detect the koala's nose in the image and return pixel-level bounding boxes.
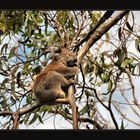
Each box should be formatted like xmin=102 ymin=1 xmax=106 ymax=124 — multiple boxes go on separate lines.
xmin=73 ymin=58 xmax=77 ymax=63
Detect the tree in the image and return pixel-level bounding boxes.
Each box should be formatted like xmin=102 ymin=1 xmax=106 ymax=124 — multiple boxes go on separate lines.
xmin=0 ymin=10 xmax=140 ymax=129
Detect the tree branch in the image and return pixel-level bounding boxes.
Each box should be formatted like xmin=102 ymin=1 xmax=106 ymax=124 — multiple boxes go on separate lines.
xmin=0 ymin=111 xmax=13 ymax=116
xmin=77 ymin=11 xmax=130 ymax=64
xmin=74 ymin=10 xmax=115 ymax=49
xmin=19 ymin=98 xmax=69 ymax=116
xmin=0 ymin=98 xmax=69 ymax=118
xmin=108 ymin=72 xmax=122 ymax=130
xmin=50 ymin=109 xmax=102 ymax=129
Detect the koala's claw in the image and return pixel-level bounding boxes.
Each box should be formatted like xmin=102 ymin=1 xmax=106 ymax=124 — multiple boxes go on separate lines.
xmin=68 ymin=79 xmax=77 ymax=85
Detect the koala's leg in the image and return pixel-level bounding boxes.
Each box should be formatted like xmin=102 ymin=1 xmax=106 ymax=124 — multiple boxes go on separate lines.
xmin=49 ymin=71 xmax=77 ymax=98
xmin=46 ymin=71 xmax=70 ymax=98
xmin=39 ymin=88 xmax=65 ymax=103
xmin=34 ymin=84 xmax=68 ymax=105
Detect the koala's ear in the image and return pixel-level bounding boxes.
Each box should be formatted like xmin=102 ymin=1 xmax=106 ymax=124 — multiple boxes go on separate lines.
xmin=54 ymin=46 xmax=62 ymax=53
xmin=50 ymin=45 xmax=62 ymax=53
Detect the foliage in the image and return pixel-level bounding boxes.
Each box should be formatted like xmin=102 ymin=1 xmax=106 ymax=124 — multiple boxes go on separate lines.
xmin=0 ymin=10 xmax=140 ymax=129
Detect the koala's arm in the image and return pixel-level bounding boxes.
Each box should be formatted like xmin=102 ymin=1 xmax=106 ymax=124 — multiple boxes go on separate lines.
xmin=55 ymin=66 xmax=80 ymax=77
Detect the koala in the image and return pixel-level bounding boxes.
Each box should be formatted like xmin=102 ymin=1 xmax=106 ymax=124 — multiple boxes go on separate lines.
xmin=31 ymin=46 xmax=79 ymax=103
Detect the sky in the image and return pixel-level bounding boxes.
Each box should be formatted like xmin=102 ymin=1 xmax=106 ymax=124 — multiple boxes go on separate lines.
xmin=1 ymin=11 xmax=140 ymax=129
xmin=23 ymin=11 xmax=140 ymax=129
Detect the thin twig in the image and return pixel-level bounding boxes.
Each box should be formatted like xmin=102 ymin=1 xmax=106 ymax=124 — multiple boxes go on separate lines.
xmin=77 ymin=11 xmax=130 ymax=64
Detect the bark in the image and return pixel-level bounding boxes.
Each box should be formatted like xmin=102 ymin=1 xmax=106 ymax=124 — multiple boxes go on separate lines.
xmin=77 ymin=11 xmax=130 ymax=64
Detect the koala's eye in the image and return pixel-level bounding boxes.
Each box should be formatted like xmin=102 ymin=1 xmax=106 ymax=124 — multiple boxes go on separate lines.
xmin=55 ymin=49 xmax=61 ymax=53
xmin=69 ymin=58 xmax=77 ymax=63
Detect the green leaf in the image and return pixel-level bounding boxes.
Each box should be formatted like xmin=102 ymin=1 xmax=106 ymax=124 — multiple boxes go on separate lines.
xmin=132 ymin=63 xmax=140 ymax=76
xmin=85 ymin=90 xmax=93 ymax=97
xmin=56 ymin=11 xmax=68 ymax=26
xmin=0 ymin=43 xmax=8 ymax=54
xmin=90 ymin=12 xmax=102 ymax=26
xmin=8 ymin=47 xmax=17 ymax=59
xmin=1 ymin=78 xmax=9 ymax=85
xmin=68 ymin=17 xmax=74 ymax=28
xmin=126 ymin=21 xmax=133 ymax=31
xmin=48 ymin=33 xmax=56 ymax=46
xmin=26 ymin=95 xmax=30 ymax=104
xmin=34 ymin=33 xmax=44 ymax=39
xmin=2 ymin=121 xmax=9 ymax=129
xmin=107 ymin=79 xmax=113 ymax=92
xmin=84 ymin=61 xmax=94 ymax=75
xmin=27 ymin=19 xmax=33 ymax=36
xmin=120 ymin=120 xmax=125 ymax=129
xmin=121 ymin=59 xmax=133 ymax=68
xmin=1 ymin=55 xmax=7 ymax=61
xmin=38 ymin=115 xmax=44 ymax=124
xmin=42 ymin=110 xmax=47 ymax=118
xmin=96 ymin=81 xmax=104 ymax=87
xmin=24 ymin=113 xmax=31 ymax=125
xmin=28 ymin=114 xmax=38 ymax=125
xmin=135 ymin=38 xmax=140 ymax=53
xmin=32 ymin=66 xmax=42 ymax=74
xmin=118 ymin=27 xmax=122 ymax=40
xmin=23 ymin=62 xmax=31 ymax=75
xmin=80 ymin=105 xmax=89 ymax=115
xmin=36 ymin=15 xmax=43 ymax=23
xmin=100 ymin=73 xmax=110 ymax=83
xmin=26 ymin=43 xmax=34 ymax=48
xmin=63 ymin=108 xmax=69 ymax=118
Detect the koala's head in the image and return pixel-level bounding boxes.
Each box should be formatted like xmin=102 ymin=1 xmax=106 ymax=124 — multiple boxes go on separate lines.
xmin=50 ymin=45 xmax=78 ymax=67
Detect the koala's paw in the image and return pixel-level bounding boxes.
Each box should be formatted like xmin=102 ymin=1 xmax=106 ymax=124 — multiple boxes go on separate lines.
xmin=68 ymin=79 xmax=77 ymax=85
xmin=73 ymin=67 xmax=80 ymax=74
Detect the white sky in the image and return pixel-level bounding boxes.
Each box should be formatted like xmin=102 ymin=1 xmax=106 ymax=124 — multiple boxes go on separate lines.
xmin=1 ymin=11 xmax=140 ymax=129
xmin=24 ymin=11 xmax=140 ymax=129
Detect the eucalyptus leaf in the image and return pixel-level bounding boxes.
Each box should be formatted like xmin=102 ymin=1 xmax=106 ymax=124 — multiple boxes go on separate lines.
xmin=28 ymin=113 xmax=38 ymax=125
xmin=8 ymin=47 xmax=17 ymax=59
xmin=79 ymin=105 xmax=89 ymax=115
xmin=107 ymin=79 xmax=113 ymax=92
xmin=0 ymin=43 xmax=8 ymax=54
xmin=38 ymin=115 xmax=44 ymax=124
xmin=135 ymin=38 xmax=140 ymax=53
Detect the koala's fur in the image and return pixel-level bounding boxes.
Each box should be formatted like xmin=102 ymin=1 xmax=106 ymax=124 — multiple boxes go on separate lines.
xmin=31 ymin=46 xmax=79 ymax=103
